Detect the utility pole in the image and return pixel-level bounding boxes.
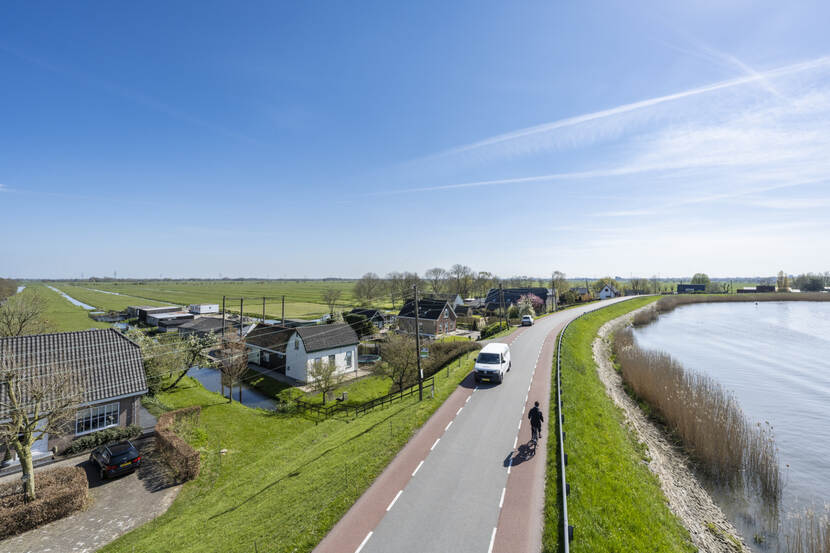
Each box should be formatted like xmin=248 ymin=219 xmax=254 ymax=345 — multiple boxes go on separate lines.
xmin=262 ymin=297 xmax=266 ymax=324
xmin=281 ymin=295 xmax=285 ymax=326
xmin=414 ymin=285 xmax=423 ymax=401
xmin=239 ymin=298 xmax=244 ymax=338
xmin=222 ymin=296 xmax=226 ymax=340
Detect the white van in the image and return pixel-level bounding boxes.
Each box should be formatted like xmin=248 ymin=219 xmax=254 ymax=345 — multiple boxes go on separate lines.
xmin=474 ymin=343 xmax=511 ymax=384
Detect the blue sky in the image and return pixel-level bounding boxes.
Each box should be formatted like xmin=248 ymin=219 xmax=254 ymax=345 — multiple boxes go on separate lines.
xmin=2 ymin=1 xmax=830 ymax=279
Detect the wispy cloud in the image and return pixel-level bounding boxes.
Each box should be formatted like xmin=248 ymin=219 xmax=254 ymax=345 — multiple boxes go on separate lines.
xmin=425 ymin=56 xmax=830 ymax=161
xmin=745 ymin=197 xmax=830 ymax=209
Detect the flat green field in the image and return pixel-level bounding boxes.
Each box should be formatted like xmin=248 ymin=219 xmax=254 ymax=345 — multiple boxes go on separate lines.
xmin=51 ymin=283 xmax=169 ymax=312
xmin=99 ymin=351 xmax=479 ymax=553
xmin=56 ymin=280 xmax=394 ymax=320
xmin=24 ymin=284 xmax=111 ymax=332
xmin=543 ymin=296 xmax=695 ymax=552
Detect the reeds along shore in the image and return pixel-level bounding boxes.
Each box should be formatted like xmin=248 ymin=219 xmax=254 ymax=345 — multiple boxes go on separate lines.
xmin=786 ymin=509 xmax=830 ymax=553
xmin=612 ymin=328 xmax=782 ymax=502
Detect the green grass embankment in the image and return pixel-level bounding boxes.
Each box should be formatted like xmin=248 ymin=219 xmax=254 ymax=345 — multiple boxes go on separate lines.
xmin=543 ymin=296 xmax=696 ymax=553
xmin=52 ymin=284 xmax=168 ymax=312
xmin=99 ymin=350 xmax=479 ymax=553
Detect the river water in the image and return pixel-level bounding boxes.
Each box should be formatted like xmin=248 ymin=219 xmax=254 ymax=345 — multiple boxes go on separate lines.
xmin=633 ymin=301 xmax=830 ymax=549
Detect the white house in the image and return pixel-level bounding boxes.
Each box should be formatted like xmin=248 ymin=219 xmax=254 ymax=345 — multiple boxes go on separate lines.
xmin=599 ymin=284 xmax=618 ymax=300
xmin=285 ymin=324 xmax=359 ymax=383
xmin=188 ymin=303 xmax=219 ymax=314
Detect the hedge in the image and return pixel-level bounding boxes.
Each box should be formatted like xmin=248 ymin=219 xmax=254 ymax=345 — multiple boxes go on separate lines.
xmin=421 ymin=340 xmax=480 ymax=379
xmin=61 ymin=424 xmax=142 ymax=456
xmin=0 ymin=466 xmax=88 ymax=539
xmin=479 ymin=321 xmax=508 ymax=339
xmin=155 ymin=406 xmax=201 ymax=482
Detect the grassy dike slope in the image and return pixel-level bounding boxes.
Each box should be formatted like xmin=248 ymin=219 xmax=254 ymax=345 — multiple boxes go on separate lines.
xmin=99 ymin=352 xmax=479 ymax=553
xmin=543 ymin=296 xmax=696 ymax=553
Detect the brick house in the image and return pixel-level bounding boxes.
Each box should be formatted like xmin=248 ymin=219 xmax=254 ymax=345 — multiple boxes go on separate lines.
xmin=397 ymin=298 xmax=456 ymax=338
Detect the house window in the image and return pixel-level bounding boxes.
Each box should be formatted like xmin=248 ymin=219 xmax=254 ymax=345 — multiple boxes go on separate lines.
xmin=328 ymin=354 xmax=336 ymax=366
xmin=75 ymin=402 xmax=120 ymax=435
xmin=294 ymin=339 xmax=299 ymax=350
xmin=346 ymin=351 xmax=352 ymax=368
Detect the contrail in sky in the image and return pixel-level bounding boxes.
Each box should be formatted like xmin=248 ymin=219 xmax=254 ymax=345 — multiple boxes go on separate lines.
xmin=435 ymin=56 xmax=830 ymax=158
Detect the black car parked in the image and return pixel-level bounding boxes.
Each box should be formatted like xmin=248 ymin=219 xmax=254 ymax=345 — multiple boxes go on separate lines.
xmin=89 ymin=440 xmax=142 ymax=479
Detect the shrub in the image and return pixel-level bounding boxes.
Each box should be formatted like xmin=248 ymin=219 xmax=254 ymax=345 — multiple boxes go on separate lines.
xmin=479 ymin=321 xmax=507 ymax=339
xmin=61 ymin=424 xmax=142 ymax=456
xmin=155 ymin=406 xmax=201 ymax=482
xmin=422 ymin=340 xmax=480 ymax=378
xmin=0 ymin=466 xmax=88 ymax=539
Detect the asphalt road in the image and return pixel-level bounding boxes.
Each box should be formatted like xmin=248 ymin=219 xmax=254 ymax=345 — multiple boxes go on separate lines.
xmin=315 ymin=298 xmax=631 ymax=553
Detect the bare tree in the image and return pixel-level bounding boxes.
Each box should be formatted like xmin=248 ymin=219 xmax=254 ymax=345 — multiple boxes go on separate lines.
xmin=473 ymin=271 xmax=494 ymax=298
xmin=162 ymin=333 xmax=216 ymax=391
xmin=0 ymin=292 xmax=53 ymax=337
xmin=375 ymin=334 xmax=419 ymax=392
xmin=321 ymin=288 xmax=342 ymax=316
xmin=307 ymin=357 xmax=344 ymax=405
xmin=353 ymin=272 xmax=383 ymax=306
xmin=126 ymin=329 xmax=185 ymax=396
xmin=218 ymin=338 xmax=249 ymax=403
xmin=386 ymin=272 xmax=404 ymax=308
xmin=425 ymin=268 xmax=448 ymax=296
xmin=0 ymin=279 xmax=18 ymax=301
xmin=449 ymin=265 xmax=473 ymax=297
xmin=0 ymin=348 xmax=81 ymax=501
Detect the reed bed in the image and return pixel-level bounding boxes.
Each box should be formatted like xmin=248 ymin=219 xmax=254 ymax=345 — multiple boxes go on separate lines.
xmin=613 ymin=328 xmax=782 ymax=502
xmin=784 ymin=508 xmax=830 ymax=553
xmin=632 ymin=304 xmax=658 ymax=326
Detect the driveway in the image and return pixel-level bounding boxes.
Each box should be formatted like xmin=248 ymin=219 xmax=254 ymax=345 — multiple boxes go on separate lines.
xmin=0 ymin=439 xmax=181 ymax=553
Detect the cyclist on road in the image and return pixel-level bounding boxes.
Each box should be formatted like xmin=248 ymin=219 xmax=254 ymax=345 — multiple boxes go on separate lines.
xmin=528 ymin=401 xmax=544 ymax=442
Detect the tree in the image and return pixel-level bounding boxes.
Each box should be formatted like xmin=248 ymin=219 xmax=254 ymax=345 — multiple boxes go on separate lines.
xmin=691 ymin=273 xmax=710 ymax=286
xmin=793 ymin=273 xmax=825 ymax=292
xmin=425 ymin=268 xmax=448 ymax=296
xmin=0 ymin=292 xmax=53 ymax=337
xmin=125 ymin=329 xmax=186 ymax=396
xmin=628 ymin=278 xmax=650 ymax=294
xmin=307 ymin=357 xmax=344 ymax=405
xmin=344 ymin=313 xmax=373 ymax=337
xmin=449 ymin=265 xmax=473 ymax=297
xmin=162 ymin=333 xmax=216 ymax=391
xmin=353 ymin=272 xmax=383 ymax=305
xmin=517 ymin=294 xmax=542 ymax=315
xmin=386 ymin=272 xmax=404 ymax=308
xmin=218 ymin=337 xmax=249 ymax=403
xmin=473 ymin=272 xmax=494 ymax=298
xmin=551 ymin=271 xmax=569 ymax=300
xmin=0 ymin=348 xmax=81 ymax=501
xmin=375 ymin=334 xmax=419 ymax=393
xmin=0 ymin=279 xmax=18 ymax=301
xmin=321 ymin=288 xmax=342 ymax=316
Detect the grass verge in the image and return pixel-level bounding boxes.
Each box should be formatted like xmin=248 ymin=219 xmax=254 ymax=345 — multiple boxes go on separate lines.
xmin=26 ymin=284 xmax=111 ymax=332
xmin=542 ymin=296 xmax=696 ymax=553
xmin=98 ymin=351 xmax=479 ymax=553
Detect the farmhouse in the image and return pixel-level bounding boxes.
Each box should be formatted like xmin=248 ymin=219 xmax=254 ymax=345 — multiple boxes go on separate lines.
xmin=397 ymin=298 xmax=456 ymax=337
xmin=246 ymin=323 xmax=359 ymax=383
xmin=569 ymin=287 xmax=593 ymax=302
xmin=599 ymin=284 xmax=618 ymax=300
xmin=483 ymin=287 xmax=551 ymax=311
xmin=0 ymin=329 xmax=147 ymax=462
xmin=427 ymin=293 xmax=465 ymax=307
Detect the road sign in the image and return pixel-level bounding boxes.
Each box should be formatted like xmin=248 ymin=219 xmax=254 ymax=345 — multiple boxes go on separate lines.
xmin=420 ymin=347 xmax=429 ymax=358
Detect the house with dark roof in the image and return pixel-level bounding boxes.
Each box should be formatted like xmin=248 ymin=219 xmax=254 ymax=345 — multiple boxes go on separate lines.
xmin=483 ymin=288 xmax=550 ymax=312
xmin=244 ymin=322 xmax=359 ymax=383
xmin=177 ymin=317 xmax=240 ymax=338
xmin=397 ymin=298 xmax=456 ymax=337
xmin=426 ymin=293 xmax=464 ymax=307
xmin=347 ymin=308 xmax=388 ymax=329
xmin=0 ymin=329 xmax=147 ymax=462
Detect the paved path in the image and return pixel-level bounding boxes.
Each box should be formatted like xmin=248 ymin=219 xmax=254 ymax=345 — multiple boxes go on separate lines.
xmin=314 ymin=299 xmax=630 ymax=553
xmin=0 ymin=439 xmax=181 ymax=553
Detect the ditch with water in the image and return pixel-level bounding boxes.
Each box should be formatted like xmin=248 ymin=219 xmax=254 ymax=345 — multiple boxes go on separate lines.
xmin=633 ymin=301 xmax=830 ymax=550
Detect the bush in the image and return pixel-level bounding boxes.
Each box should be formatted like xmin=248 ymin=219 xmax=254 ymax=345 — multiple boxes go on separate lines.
xmin=276 ymin=387 xmax=305 ymax=412
xmin=156 ymin=406 xmax=201 ymax=482
xmin=422 ymin=340 xmax=480 ymax=378
xmin=61 ymin=424 xmax=142 ymax=456
xmin=0 ymin=466 xmax=88 ymax=539
xmin=479 ymin=321 xmax=508 ymax=339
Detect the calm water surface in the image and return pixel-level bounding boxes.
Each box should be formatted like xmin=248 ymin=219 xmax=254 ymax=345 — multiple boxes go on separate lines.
xmin=634 ymin=301 xmax=830 ymax=547
xmin=187 ymin=366 xmax=277 ymax=410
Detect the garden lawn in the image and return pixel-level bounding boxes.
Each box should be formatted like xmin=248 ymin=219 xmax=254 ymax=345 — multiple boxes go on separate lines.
xmin=98 ymin=351 xmax=480 ymax=553
xmin=25 ymin=284 xmax=111 ymax=332
xmin=542 ymin=296 xmax=696 ymax=553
